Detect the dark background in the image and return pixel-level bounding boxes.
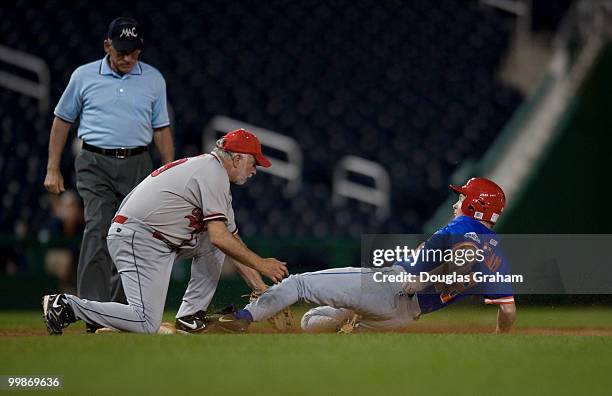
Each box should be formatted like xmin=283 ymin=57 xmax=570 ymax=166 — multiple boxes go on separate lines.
xmin=3 ymin=0 xmax=608 ymax=308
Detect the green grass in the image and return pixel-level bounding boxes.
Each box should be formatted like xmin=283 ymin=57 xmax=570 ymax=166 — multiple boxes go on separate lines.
xmin=412 ymin=304 xmax=612 ymax=328
xmin=2 ymin=306 xmax=612 ymax=396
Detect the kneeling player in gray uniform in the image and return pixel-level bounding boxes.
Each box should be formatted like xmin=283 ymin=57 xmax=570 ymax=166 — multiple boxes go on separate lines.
xmin=217 ymin=178 xmax=517 ymax=333
xmin=42 ymin=129 xmax=288 ymax=335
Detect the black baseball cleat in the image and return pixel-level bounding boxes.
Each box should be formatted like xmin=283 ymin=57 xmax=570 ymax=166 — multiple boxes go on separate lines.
xmin=42 ymin=294 xmax=76 ymax=335
xmin=215 ymin=313 xmax=250 ymax=333
xmin=175 ymin=310 xmax=210 ymax=334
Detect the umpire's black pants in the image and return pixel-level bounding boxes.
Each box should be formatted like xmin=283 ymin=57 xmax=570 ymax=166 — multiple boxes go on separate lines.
xmin=75 ymin=148 xmax=152 ymax=303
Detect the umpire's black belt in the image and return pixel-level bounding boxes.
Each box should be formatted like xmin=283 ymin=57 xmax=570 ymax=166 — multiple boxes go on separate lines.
xmin=82 ymin=142 xmax=148 ymax=158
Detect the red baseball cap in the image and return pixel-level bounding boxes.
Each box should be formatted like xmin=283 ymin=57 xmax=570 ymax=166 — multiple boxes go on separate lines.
xmin=222 ymin=129 xmax=271 ymax=168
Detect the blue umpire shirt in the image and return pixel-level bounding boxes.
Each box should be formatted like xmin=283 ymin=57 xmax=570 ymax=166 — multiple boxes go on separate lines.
xmin=54 ymin=55 xmax=170 ymax=149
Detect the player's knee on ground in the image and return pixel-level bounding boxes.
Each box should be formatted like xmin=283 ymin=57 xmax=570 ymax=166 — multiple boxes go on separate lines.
xmin=301 ymin=306 xmax=353 ymax=333
xmin=139 ymin=317 xmax=162 ymax=334
xmin=125 ymin=304 xmax=162 ymax=334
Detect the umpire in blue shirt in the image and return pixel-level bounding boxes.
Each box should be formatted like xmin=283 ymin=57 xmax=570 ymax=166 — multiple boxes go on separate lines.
xmin=44 ymin=17 xmax=174 ymax=331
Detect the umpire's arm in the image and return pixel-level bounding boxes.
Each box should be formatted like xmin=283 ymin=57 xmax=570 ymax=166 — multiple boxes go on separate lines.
xmin=496 ymin=302 xmax=516 ymax=333
xmin=153 ymin=126 xmax=175 ymax=165
xmin=44 ymin=117 xmax=72 ymax=194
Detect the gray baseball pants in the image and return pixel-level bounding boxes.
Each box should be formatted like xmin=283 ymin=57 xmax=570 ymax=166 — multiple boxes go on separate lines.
xmin=75 ymin=149 xmax=152 ymax=303
xmin=245 ymin=266 xmax=421 ymax=331
xmin=175 ymin=240 xmax=226 ymax=318
xmin=65 ymin=219 xmax=174 ymax=333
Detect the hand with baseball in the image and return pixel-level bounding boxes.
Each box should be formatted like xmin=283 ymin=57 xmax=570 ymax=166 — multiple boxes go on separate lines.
xmin=208 ymin=221 xmax=288 ymax=283
xmin=258 ymin=258 xmax=288 ymax=283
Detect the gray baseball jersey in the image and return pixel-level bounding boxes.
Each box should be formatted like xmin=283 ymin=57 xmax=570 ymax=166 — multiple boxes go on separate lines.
xmin=118 ymin=153 xmax=237 ymax=247
xmin=64 ymin=153 xmax=239 ymax=333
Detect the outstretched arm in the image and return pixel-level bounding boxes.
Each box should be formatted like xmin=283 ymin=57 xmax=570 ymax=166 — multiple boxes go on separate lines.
xmin=229 ymin=235 xmax=268 ymax=294
xmin=208 ymin=220 xmax=288 ymax=283
xmin=496 ymin=302 xmax=516 ymax=333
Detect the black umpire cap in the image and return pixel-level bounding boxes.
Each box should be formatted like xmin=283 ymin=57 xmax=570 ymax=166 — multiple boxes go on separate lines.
xmin=107 ymin=17 xmax=143 ymax=51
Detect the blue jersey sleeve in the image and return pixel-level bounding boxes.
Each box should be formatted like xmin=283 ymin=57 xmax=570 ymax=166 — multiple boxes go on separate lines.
xmin=151 ymin=75 xmax=170 ymax=128
xmin=479 ymin=250 xmax=515 ymax=305
xmin=396 ymin=229 xmax=450 ymax=272
xmin=54 ymin=69 xmax=83 ymax=123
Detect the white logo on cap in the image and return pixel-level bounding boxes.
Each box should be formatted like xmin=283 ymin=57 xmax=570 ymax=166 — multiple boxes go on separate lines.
xmin=120 ymin=27 xmax=138 ymax=38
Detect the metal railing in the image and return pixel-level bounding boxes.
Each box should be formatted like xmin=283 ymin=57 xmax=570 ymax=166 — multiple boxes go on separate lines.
xmin=332 ymin=156 xmax=391 ymax=221
xmin=203 ymin=116 xmax=302 ymax=195
xmin=0 ymin=45 xmax=50 ymax=114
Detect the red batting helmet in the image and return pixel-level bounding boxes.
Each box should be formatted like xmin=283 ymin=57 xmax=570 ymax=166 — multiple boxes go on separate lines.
xmin=450 ymin=178 xmax=506 ymax=224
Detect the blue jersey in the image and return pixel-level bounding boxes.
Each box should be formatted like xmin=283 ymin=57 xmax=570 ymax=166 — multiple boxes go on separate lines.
xmin=398 ymin=216 xmax=514 ymax=314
